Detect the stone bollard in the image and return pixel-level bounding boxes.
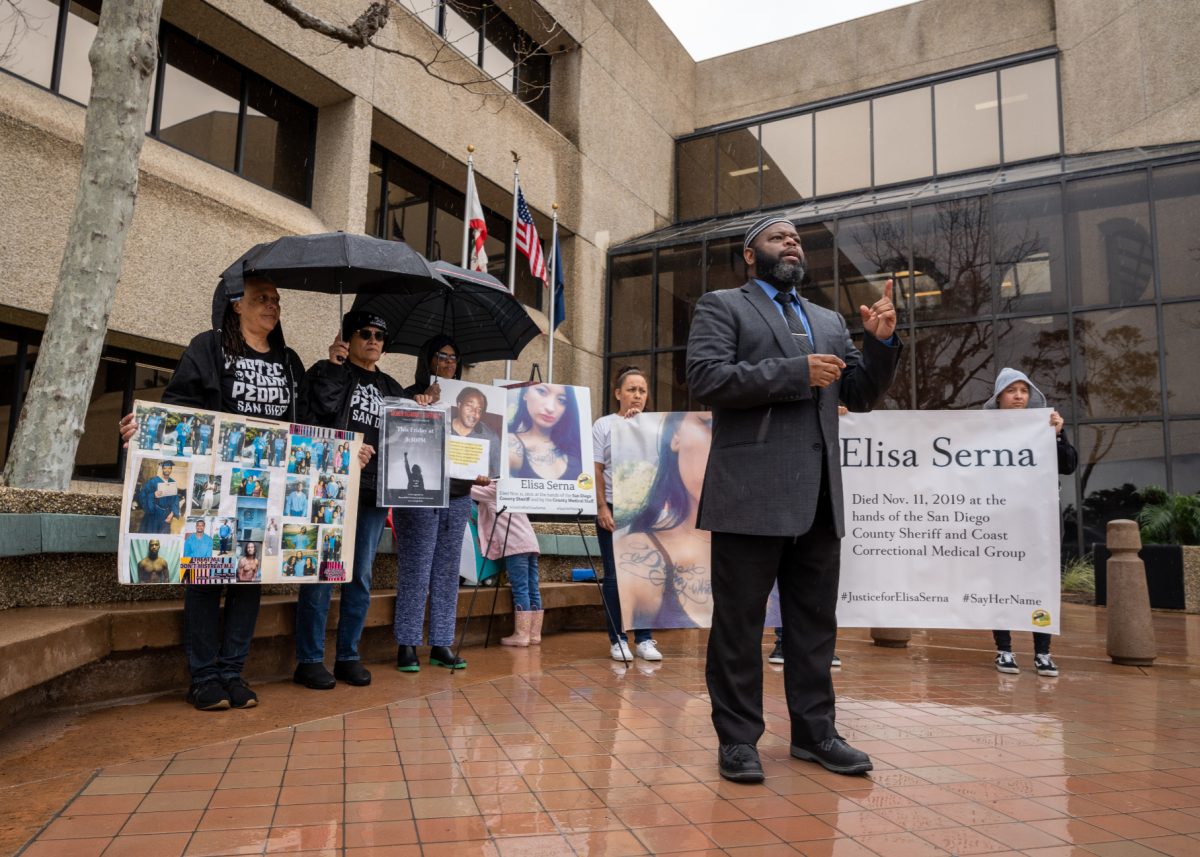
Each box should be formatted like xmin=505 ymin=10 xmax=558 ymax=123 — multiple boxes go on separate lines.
xmin=1106 ymin=519 xmax=1156 ymax=666
xmin=870 ymin=627 xmax=911 ymax=648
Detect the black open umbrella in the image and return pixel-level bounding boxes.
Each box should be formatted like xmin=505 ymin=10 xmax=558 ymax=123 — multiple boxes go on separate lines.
xmin=217 ymin=232 xmax=448 ymax=314
xmin=349 ymin=261 xmax=539 ymax=363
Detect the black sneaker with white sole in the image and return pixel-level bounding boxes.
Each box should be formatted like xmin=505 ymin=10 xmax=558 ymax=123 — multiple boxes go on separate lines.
xmin=1034 ymin=654 xmax=1059 ymax=677
xmin=186 ymin=680 xmax=230 ymax=711
xmin=768 ymin=640 xmax=784 ymax=664
xmin=995 ymin=651 xmax=1019 ymax=674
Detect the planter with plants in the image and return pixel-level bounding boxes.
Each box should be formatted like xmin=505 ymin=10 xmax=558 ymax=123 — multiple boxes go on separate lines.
xmin=1094 ymin=487 xmax=1200 ymax=612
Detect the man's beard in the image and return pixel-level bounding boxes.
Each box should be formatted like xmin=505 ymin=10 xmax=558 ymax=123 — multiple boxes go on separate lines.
xmin=754 ymin=248 xmax=807 ymax=287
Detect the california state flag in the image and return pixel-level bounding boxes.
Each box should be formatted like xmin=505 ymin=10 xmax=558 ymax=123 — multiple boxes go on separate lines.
xmin=465 ymin=169 xmax=488 ymax=273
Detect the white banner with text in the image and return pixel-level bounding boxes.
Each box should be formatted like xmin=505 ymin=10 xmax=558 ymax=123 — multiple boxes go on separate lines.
xmin=837 ymin=409 xmax=1062 ymax=633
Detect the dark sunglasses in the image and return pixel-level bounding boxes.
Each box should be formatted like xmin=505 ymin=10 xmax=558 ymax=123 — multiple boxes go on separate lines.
xmin=355 ymin=328 xmax=386 ymax=342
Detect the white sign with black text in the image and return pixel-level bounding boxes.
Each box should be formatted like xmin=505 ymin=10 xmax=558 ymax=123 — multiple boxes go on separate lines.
xmin=837 ymin=409 xmax=1062 ymax=633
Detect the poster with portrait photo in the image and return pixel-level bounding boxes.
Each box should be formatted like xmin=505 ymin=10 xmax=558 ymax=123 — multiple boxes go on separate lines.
xmin=127 ymin=537 xmax=182 ymax=584
xmin=378 ymin=403 xmax=448 ymax=508
xmin=498 ymin=381 xmax=597 ymax=515
xmin=119 ymin=400 xmax=363 ymax=585
xmin=127 ymin=455 xmax=189 ymax=536
xmin=610 ymin=412 xmax=781 ymax=630
xmin=439 ymin=379 xmax=505 ymax=480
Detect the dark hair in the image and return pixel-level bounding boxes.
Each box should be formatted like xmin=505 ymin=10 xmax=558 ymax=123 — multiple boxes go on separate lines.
xmin=613 ymin=365 xmax=646 ymax=391
xmin=457 ymin=387 xmax=487 ymax=408
xmin=628 ymin=413 xmax=690 ymax=533
xmin=242 ymin=542 xmax=256 ymax=557
xmin=509 ymin=384 xmax=581 ymax=459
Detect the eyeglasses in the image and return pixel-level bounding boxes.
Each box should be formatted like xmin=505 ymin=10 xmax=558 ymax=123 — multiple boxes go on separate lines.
xmin=246 ymin=293 xmax=281 ymax=307
xmin=435 ymin=351 xmax=459 ymax=363
xmin=355 ymin=328 xmax=386 ymax=342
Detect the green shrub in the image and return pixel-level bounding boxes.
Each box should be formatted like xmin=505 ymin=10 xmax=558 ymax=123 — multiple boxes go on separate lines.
xmin=1137 ymin=487 xmax=1200 ymax=546
xmin=1061 ymin=555 xmax=1095 ymax=595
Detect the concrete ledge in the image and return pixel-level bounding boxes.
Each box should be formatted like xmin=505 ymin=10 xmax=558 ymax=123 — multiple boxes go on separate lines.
xmin=0 ymin=582 xmax=604 ymax=722
xmin=0 ymin=514 xmax=119 ymax=556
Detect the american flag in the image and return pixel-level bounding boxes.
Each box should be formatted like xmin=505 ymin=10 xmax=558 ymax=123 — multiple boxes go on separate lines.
xmin=515 ymin=186 xmax=547 ymax=285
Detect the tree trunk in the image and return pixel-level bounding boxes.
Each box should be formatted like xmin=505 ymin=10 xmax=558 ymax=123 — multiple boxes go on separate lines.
xmin=2 ymin=0 xmax=162 ymax=490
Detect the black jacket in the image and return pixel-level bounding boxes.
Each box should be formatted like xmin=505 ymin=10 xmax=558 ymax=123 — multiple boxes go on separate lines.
xmin=163 ymin=282 xmax=304 ymax=419
xmin=1057 ymin=431 xmax=1078 ymax=476
xmin=299 ymin=359 xmax=406 ymax=431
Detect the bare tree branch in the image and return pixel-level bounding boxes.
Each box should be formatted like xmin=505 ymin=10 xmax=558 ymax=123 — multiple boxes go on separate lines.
xmin=260 ymin=0 xmax=390 ymax=48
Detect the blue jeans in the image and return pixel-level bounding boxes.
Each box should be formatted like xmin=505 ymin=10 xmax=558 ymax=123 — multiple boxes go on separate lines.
xmin=507 ymin=552 xmax=541 ymax=611
xmin=596 ymin=525 xmax=650 ymax=645
xmin=184 ymin=584 xmax=261 ymax=685
xmin=295 ymin=505 xmax=389 ymax=663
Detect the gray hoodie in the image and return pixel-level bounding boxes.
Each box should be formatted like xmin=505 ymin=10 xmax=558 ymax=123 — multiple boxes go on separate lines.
xmin=982 ymin=367 xmax=1047 ymax=410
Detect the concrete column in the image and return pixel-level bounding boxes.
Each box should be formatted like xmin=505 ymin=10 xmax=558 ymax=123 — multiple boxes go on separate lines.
xmin=1105 ymin=519 xmax=1157 ymax=666
xmin=310 ymin=95 xmax=373 ymax=234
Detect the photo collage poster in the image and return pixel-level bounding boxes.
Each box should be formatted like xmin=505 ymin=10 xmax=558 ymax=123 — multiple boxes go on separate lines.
xmin=497 ymin=380 xmax=597 ymax=515
xmin=438 ymin=378 xmax=504 ymax=482
xmin=378 ymin=401 xmax=449 ymax=508
xmin=119 ymin=400 xmax=362 ymax=585
xmin=610 ymin=412 xmax=782 ymax=630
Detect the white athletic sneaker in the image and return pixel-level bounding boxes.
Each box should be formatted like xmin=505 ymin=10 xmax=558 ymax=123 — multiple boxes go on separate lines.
xmin=610 ymin=640 xmax=633 ymax=662
xmin=636 ymin=639 xmax=663 ymax=661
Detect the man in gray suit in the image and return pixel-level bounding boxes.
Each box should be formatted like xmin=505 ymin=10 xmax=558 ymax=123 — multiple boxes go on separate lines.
xmin=686 ymin=215 xmax=900 ymax=782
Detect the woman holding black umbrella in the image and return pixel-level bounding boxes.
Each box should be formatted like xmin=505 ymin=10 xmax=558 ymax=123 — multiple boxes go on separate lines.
xmin=393 ymin=334 xmax=488 ymax=672
xmin=119 ymin=275 xmax=305 ymax=711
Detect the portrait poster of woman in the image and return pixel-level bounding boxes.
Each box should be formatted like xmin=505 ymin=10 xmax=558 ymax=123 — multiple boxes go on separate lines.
xmin=498 ymin=382 xmax=597 ymax=515
xmin=611 ymin=412 xmax=782 ymax=630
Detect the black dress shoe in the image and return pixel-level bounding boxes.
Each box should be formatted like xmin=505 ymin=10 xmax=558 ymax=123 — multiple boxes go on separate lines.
xmin=791 ymin=737 xmax=872 ymax=775
xmin=293 ymin=662 xmax=336 ymax=690
xmin=334 ymin=660 xmax=372 ymax=686
xmin=396 ymin=645 xmax=420 ymax=672
xmin=429 ymin=646 xmax=466 ymax=669
xmin=717 ymin=743 xmax=764 ymax=783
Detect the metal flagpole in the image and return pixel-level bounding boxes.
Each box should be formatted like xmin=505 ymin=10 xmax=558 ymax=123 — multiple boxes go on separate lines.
xmin=461 ymin=144 xmax=475 ymax=269
xmin=505 ymin=151 xmax=520 ymax=381
xmin=547 ymin=204 xmax=558 ymax=384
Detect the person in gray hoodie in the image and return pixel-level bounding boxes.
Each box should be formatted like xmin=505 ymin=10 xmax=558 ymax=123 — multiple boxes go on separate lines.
xmin=983 ymin=367 xmax=1078 ymax=678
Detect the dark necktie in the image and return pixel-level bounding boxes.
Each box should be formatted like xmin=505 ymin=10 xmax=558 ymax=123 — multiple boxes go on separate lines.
xmin=774 ymin=292 xmax=812 ymax=355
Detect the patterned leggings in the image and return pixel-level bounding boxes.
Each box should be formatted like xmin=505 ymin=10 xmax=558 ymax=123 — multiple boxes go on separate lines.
xmin=392 ymin=495 xmax=471 ymax=647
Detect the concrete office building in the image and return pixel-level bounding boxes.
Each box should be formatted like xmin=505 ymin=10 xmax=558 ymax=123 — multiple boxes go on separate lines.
xmin=1 ymin=0 xmax=1198 ymax=552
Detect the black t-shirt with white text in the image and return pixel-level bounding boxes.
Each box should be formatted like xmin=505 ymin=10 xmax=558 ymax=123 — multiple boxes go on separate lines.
xmin=221 ymin=345 xmax=292 ymax=418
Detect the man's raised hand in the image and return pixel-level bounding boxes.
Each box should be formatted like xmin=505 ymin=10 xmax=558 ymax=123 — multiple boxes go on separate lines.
xmin=860 ymin=278 xmax=897 ymax=341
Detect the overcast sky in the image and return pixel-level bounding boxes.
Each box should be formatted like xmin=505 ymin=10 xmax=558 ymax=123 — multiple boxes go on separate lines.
xmin=646 ymin=0 xmax=921 ymax=61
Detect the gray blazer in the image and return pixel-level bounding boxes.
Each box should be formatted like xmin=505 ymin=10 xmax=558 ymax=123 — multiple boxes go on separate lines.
xmin=686 ymin=281 xmax=902 ymax=538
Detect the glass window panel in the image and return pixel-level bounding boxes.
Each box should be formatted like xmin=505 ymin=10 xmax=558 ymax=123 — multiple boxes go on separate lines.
xmin=1151 ymin=162 xmax=1200 ymax=301
xmin=443 ymin=1 xmax=480 ymax=62
xmin=515 ymin=51 xmax=550 ymax=119
xmin=384 ymin=158 xmax=430 ymax=252
xmin=676 ymin=136 xmax=716 ymax=221
xmin=74 ymin=355 xmax=128 ymax=480
xmin=761 ymin=114 xmax=812 ymax=206
xmin=398 ymin=0 xmax=440 ymax=30
xmin=716 ymin=127 xmax=759 ymax=214
xmin=872 ymin=88 xmax=933 ymax=185
xmin=656 ymin=350 xmax=692 ymax=412
xmin=0 ymin=0 xmax=59 ymax=88
xmin=430 ymin=193 xmax=464 ymax=263
xmin=993 ymin=185 xmax=1068 ymax=313
xmin=815 ymin=101 xmax=870 ymax=196
xmin=1170 ymin=420 xmax=1200 ymax=495
xmin=796 ymin=222 xmax=836 ymax=313
xmin=836 ymin=212 xmax=909 ymax=326
xmin=934 ymin=72 xmax=1000 ymax=174
xmin=157 ymin=33 xmax=241 ymax=172
xmin=483 ymin=208 xmax=508 ymax=283
xmin=609 ymin=252 xmax=653 ymax=353
xmin=1000 ymin=59 xmax=1060 ymax=162
xmin=58 ymin=1 xmax=100 ymax=104
xmin=1066 ymin=172 xmax=1154 ymax=307
xmin=481 ymin=8 xmax=516 ymax=94
xmin=133 ymin=362 xmax=172 ymax=399
xmin=656 ymin=243 xmax=702 ymax=351
xmin=365 ymin=148 xmax=384 ymax=236
xmin=910 ymin=197 xmax=992 ymax=321
xmin=1163 ymin=300 xmax=1200 ymax=417
xmin=0 ymin=334 xmax=35 ymax=472
xmin=913 ymin=321 xmax=994 ymax=409
xmin=1078 ymin=421 xmax=1164 ymax=549
xmin=243 ymin=78 xmax=313 ymax=202
xmin=1073 ymin=306 xmax=1161 ymax=419
xmin=995 ymin=314 xmax=1073 ymax=419
xmin=704 ymin=236 xmax=746 ymax=292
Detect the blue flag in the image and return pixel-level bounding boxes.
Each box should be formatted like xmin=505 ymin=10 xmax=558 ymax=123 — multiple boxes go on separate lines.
xmin=552 ymin=238 xmax=565 ymax=331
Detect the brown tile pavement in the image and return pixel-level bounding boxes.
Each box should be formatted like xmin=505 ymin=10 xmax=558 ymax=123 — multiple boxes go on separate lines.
xmin=5 ymin=605 xmax=1200 ymax=855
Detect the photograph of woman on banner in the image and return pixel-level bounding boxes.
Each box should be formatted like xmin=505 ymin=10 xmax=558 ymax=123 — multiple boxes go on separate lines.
xmin=507 ymin=383 xmax=583 ymax=480
xmin=613 ymin=411 xmax=715 ymax=631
